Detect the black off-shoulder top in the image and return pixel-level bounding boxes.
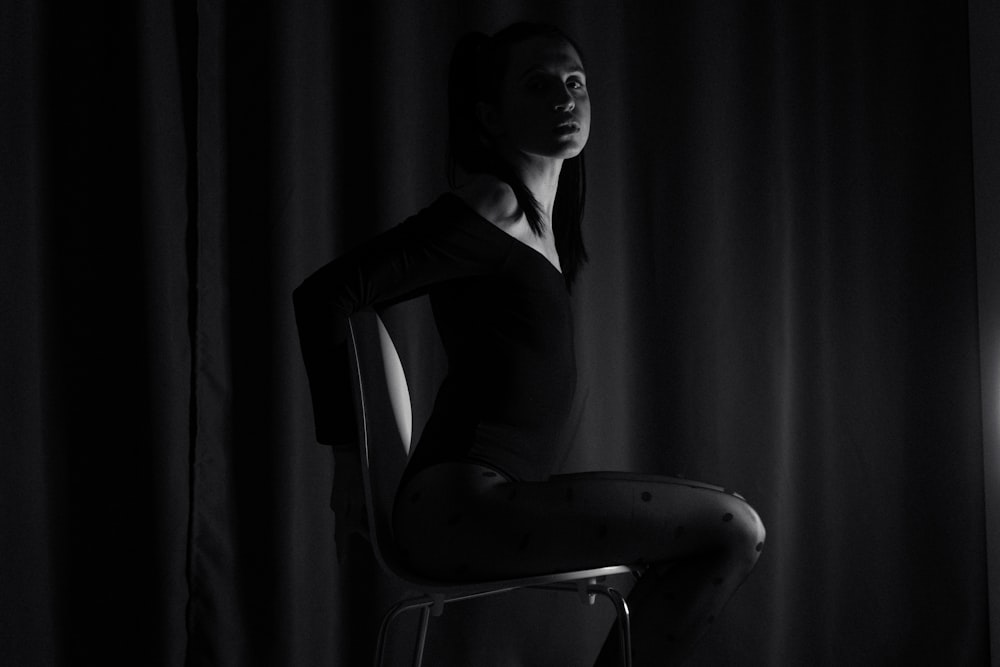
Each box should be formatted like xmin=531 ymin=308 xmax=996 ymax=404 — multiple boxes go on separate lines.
xmin=293 ymin=193 xmax=576 ymax=484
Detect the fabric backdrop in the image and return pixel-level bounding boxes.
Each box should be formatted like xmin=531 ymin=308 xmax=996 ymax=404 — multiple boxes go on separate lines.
xmin=2 ymin=0 xmax=996 ymax=665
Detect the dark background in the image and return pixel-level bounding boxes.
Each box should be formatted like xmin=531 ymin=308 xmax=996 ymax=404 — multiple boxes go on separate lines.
xmin=2 ymin=0 xmax=998 ymax=665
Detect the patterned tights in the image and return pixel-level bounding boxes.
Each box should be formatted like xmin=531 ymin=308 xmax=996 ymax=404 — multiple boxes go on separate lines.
xmin=393 ymin=463 xmax=766 ymax=666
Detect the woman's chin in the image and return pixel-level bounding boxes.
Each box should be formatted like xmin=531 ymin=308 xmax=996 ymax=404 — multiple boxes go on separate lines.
xmin=524 ymin=139 xmax=587 ymax=161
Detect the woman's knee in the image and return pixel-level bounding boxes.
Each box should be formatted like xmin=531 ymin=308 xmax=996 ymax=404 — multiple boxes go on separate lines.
xmin=720 ymin=495 xmax=766 ymax=566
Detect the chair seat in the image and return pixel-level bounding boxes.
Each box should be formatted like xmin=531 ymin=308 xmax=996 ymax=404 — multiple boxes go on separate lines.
xmin=395 ymin=563 xmax=635 ymax=596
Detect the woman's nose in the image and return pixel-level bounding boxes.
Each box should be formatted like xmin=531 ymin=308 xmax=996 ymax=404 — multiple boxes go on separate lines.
xmin=553 ymin=86 xmax=575 ymax=112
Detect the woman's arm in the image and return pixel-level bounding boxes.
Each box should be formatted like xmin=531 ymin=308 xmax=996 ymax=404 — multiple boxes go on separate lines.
xmin=292 ymin=193 xmax=512 ymax=447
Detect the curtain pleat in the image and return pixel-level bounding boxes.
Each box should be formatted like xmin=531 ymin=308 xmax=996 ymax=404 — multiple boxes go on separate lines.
xmin=969 ymin=0 xmax=1000 ymax=663
xmin=1 ymin=2 xmax=56 ymax=664
xmin=1 ymin=1 xmax=192 ymax=663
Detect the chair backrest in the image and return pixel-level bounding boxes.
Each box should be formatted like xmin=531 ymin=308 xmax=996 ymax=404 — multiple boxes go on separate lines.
xmin=346 ymin=311 xmax=415 ymax=576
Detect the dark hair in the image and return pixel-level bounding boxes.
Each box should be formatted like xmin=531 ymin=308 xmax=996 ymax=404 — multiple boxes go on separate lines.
xmin=447 ymin=22 xmax=588 ymax=287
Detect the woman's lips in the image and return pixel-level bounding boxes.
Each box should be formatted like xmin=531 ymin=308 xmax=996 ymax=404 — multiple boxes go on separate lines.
xmin=553 ymin=122 xmax=580 ymax=135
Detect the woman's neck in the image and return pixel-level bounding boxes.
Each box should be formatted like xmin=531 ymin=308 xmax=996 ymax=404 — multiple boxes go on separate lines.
xmin=499 ymin=146 xmax=563 ymax=222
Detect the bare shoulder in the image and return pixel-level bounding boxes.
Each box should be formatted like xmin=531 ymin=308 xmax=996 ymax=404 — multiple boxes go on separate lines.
xmin=452 ymin=174 xmax=521 ymax=230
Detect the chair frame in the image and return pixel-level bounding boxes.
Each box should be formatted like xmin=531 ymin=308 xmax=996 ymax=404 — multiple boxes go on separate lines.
xmin=346 ymin=311 xmax=634 ymax=667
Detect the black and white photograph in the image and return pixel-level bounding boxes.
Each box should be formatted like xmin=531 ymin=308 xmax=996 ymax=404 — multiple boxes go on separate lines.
xmin=1 ymin=1 xmax=997 ymax=665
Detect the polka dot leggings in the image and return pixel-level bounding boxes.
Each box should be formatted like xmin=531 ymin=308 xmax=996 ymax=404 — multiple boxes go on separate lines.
xmin=393 ymin=463 xmax=766 ymax=666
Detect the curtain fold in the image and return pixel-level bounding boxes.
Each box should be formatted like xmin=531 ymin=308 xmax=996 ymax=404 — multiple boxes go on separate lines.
xmin=969 ymin=0 xmax=1000 ymax=663
xmin=1 ymin=1 xmax=193 ymax=663
xmin=1 ymin=3 xmax=54 ymax=664
xmin=1 ymin=1 xmax=994 ymax=665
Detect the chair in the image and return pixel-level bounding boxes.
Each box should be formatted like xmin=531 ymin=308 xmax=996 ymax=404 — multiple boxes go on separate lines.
xmin=345 ymin=311 xmax=634 ymax=667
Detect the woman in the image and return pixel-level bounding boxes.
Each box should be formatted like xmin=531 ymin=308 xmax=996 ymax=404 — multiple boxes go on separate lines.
xmin=294 ymin=21 xmax=765 ymax=666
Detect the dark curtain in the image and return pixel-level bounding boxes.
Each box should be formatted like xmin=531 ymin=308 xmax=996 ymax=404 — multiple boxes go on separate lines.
xmin=2 ymin=1 xmax=995 ymax=665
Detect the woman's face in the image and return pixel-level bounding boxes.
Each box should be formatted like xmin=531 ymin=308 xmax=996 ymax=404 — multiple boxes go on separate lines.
xmin=484 ymin=36 xmax=591 ymax=161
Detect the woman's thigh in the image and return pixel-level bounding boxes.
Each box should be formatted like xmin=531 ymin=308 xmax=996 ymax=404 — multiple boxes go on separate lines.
xmin=393 ymin=464 xmax=765 ymax=581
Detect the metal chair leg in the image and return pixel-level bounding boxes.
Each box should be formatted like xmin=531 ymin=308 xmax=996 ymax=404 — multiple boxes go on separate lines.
xmin=412 ymin=606 xmax=431 ymax=667
xmin=375 ymin=596 xmax=432 ymax=667
xmin=593 ymin=587 xmax=632 ymax=667
xmin=374 ymin=583 xmax=632 ymax=667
